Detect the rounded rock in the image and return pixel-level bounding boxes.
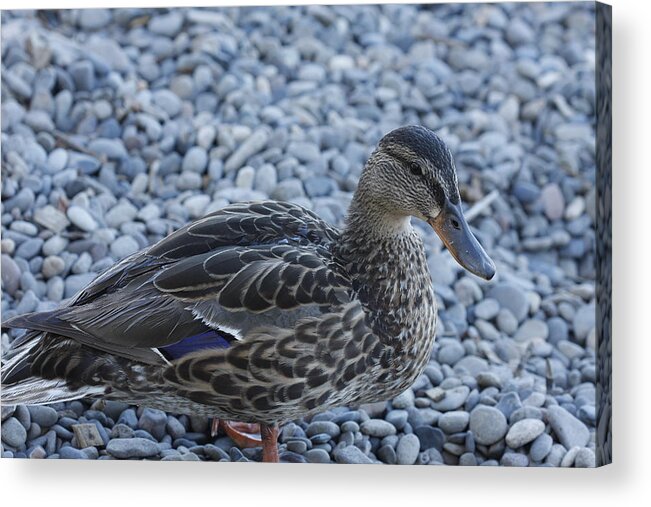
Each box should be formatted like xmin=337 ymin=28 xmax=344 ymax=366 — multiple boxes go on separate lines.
xmin=27 ymin=406 xmax=58 ymax=428
xmin=110 ymin=236 xmax=140 ymax=259
xmin=106 ymin=438 xmax=160 ymax=459
xmin=360 ymin=419 xmax=397 ymax=438
xmin=42 ymin=255 xmax=65 ymax=278
xmin=469 ymin=406 xmax=508 ymax=445
xmin=488 ymin=283 xmax=529 ymax=322
xmin=396 ymin=434 xmax=420 ymax=465
xmin=505 ymin=419 xmax=545 ymax=449
xmin=67 ymin=206 xmax=98 ymax=232
xmin=1 ymin=417 xmax=27 ymax=448
xmin=438 ymin=411 xmax=470 ymax=434
xmin=529 ymin=433 xmax=553 ymax=462
xmin=182 ymin=147 xmax=208 ymax=173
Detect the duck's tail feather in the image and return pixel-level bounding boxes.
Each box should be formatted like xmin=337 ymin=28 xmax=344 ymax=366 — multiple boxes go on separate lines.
xmin=1 ymin=377 xmax=104 ymax=405
xmin=1 ymin=331 xmax=103 ymax=406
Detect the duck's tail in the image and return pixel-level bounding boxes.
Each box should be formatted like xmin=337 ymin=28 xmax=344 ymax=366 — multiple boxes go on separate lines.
xmin=1 ymin=332 xmax=103 ymax=406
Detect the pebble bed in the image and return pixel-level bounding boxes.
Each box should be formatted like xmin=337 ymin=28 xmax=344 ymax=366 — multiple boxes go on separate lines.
xmin=1 ymin=4 xmax=597 ymax=466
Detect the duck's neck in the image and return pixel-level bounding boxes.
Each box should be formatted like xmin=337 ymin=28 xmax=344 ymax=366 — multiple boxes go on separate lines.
xmin=338 ymin=190 xmax=436 ymax=342
xmin=342 ymin=167 xmax=415 ymax=240
xmin=337 ymin=193 xmax=437 ymax=394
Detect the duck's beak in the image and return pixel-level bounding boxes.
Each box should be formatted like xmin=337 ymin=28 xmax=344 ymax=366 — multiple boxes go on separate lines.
xmin=428 ymin=199 xmax=496 ymax=280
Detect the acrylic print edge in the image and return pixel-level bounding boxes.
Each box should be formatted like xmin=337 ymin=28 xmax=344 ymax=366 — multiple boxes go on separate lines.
xmin=595 ymin=0 xmax=612 ymax=467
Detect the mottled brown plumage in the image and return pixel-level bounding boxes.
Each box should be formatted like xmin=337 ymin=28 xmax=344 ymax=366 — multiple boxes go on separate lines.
xmin=2 ymin=126 xmax=495 ymax=455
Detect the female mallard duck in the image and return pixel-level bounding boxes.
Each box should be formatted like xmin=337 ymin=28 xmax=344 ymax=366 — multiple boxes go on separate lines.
xmin=1 ymin=125 xmax=494 ymax=462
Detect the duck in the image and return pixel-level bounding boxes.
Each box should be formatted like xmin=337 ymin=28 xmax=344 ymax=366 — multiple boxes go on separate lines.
xmin=1 ymin=125 xmax=495 ymax=462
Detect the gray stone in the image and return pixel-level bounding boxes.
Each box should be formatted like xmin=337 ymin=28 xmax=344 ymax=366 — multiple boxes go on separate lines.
xmin=360 ymin=419 xmax=396 ymax=438
xmin=540 ymin=183 xmax=565 ymax=221
xmin=573 ymin=304 xmax=595 ymax=343
xmin=496 ymin=392 xmax=523 ymax=419
xmin=286 ymin=440 xmax=308 ymax=454
xmin=184 ymin=195 xmax=210 ymax=218
xmin=392 ymin=389 xmax=415 ymax=409
xmin=254 ymin=164 xmax=278 ymax=195
xmin=546 ymin=443 xmax=567 ymax=467
xmin=110 ymin=236 xmax=140 ymax=259
xmin=557 ymin=340 xmax=585 ymax=360
xmin=88 ymin=138 xmax=127 ymax=159
xmin=513 ymin=181 xmax=540 ymax=204
xmin=514 ymin=319 xmax=549 ymax=342
xmin=79 ymin=8 xmax=111 ymax=29
xmin=88 ymin=38 xmax=131 ymax=72
xmin=574 ymin=447 xmax=596 ymax=468
xmin=333 ymin=445 xmax=373 ymax=464
xmin=305 ymin=448 xmax=331 ymax=463
xmin=24 ymin=110 xmax=54 ymax=132
xmin=438 ymin=411 xmax=469 ymax=433
xmin=377 ymin=444 xmax=397 ymax=464
xmin=1 ymin=417 xmax=27 ymax=448
xmin=271 ymin=179 xmax=306 ymax=201
xmin=42 ymin=236 xmax=68 ymax=256
xmin=11 ymin=221 xmax=38 ymax=236
xmin=385 ymin=410 xmax=408 ymax=430
xmin=455 ymin=356 xmax=489 ymax=376
xmin=474 ymin=298 xmax=500 ymax=320
xmin=34 ymin=205 xmax=70 ymax=233
xmin=235 ymin=166 xmax=256 ymax=189
xmin=59 ymin=446 xmax=89 ymax=459
xmin=430 ymin=385 xmax=470 ymax=412
xmin=166 ymin=416 xmax=186 ymax=440
xmin=306 ymin=421 xmax=340 ymax=438
xmin=500 ymin=452 xmax=529 ymax=467
xmin=67 ymin=206 xmax=98 ymax=232
xmin=182 ymin=147 xmax=208 ymax=173
xmin=176 ymin=171 xmax=203 ymax=191
xmin=225 ymin=129 xmax=269 ymax=172
xmin=15 ymin=238 xmax=43 ymax=260
xmin=454 ymin=277 xmax=482 ymax=306
xmin=505 ymin=419 xmax=545 ymax=448
xmin=287 ymin=141 xmax=321 ymax=163
xmin=1 ymin=254 xmax=21 ymax=295
xmin=529 ymin=433 xmax=553 ymax=462
xmin=105 ymin=201 xmax=138 ymax=228
xmin=506 ymin=18 xmax=535 ymax=46
xmin=488 ymin=283 xmax=529 ymax=322
xmin=560 ymin=446 xmax=581 ymax=467
xmin=547 ymin=405 xmax=590 ymax=449
xmin=469 ymin=406 xmax=508 ymax=445
xmin=70 ymin=60 xmax=95 ymax=91
xmin=547 ymin=317 xmax=569 ymax=344
xmin=396 ymin=434 xmax=420 ymax=465
xmin=106 ymin=438 xmax=160 ymax=459
xmin=64 ymin=273 xmax=97 ymax=298
xmin=304 ymin=176 xmax=336 ymax=198
xmin=28 ymin=445 xmax=47 ymax=459
xmin=149 ymin=12 xmax=184 ymax=37
xmin=438 ymin=341 xmax=465 ymax=365
xmin=138 ymin=408 xmax=167 ymax=440
xmin=27 ymin=406 xmax=58 ymax=428
xmin=153 ymin=90 xmax=182 ymax=117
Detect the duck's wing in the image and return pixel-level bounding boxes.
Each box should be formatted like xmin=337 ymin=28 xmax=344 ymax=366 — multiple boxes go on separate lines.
xmin=159 ymin=301 xmax=387 ymax=422
xmin=3 ymin=201 xmax=351 ymax=366
xmin=70 ymin=200 xmax=340 ymax=305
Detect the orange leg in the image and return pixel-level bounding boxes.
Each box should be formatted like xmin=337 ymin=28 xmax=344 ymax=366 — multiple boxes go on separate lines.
xmin=210 ymin=419 xmax=280 ymax=462
xmin=213 ymin=419 xmax=263 ymax=448
xmin=260 ymin=423 xmax=279 ymax=463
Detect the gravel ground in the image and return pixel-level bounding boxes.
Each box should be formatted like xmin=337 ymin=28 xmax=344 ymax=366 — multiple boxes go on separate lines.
xmin=1 ymin=4 xmax=597 ymax=466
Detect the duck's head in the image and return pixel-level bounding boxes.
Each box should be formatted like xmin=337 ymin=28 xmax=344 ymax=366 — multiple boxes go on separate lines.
xmin=356 ymin=125 xmax=496 ymax=280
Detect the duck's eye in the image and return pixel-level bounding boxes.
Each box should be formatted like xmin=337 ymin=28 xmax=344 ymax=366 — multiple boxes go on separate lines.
xmin=409 ymin=162 xmax=423 ymax=176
